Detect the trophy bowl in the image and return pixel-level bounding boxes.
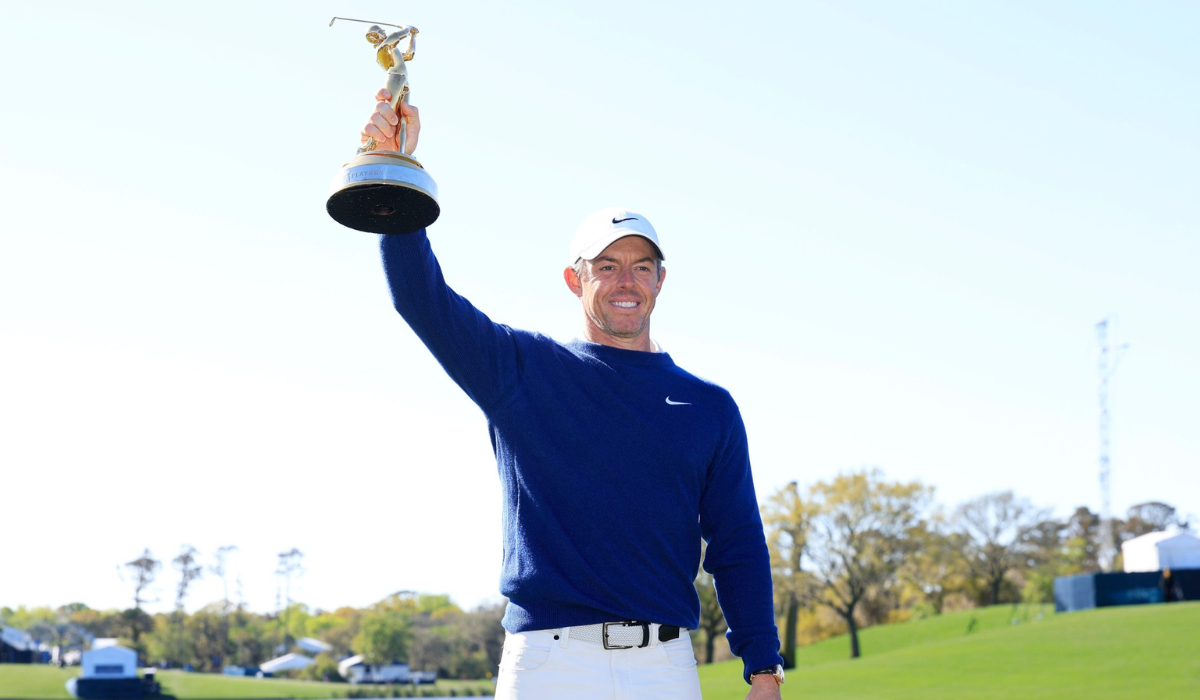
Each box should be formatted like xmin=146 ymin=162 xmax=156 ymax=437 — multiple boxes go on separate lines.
xmin=328 ymin=151 xmax=440 ymax=234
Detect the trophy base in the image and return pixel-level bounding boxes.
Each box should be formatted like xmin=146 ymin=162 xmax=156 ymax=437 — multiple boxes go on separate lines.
xmin=327 ymin=151 xmax=440 ymax=234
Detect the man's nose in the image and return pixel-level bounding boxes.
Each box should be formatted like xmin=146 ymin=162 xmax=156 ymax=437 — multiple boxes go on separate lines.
xmin=617 ymin=267 xmax=636 ymax=288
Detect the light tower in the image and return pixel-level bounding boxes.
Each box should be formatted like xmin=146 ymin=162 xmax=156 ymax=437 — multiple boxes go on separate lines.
xmin=1095 ymin=316 xmax=1127 ymax=572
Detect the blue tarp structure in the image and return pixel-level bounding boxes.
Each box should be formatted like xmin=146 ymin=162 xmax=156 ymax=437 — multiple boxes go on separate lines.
xmin=1055 ymin=569 xmax=1200 ymax=612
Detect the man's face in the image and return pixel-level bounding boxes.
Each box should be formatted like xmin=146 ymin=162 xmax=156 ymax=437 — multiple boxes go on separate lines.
xmin=564 ymin=235 xmax=666 ymax=347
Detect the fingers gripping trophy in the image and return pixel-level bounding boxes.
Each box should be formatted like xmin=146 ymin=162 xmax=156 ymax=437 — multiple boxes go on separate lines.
xmin=327 ymin=18 xmax=440 ymax=234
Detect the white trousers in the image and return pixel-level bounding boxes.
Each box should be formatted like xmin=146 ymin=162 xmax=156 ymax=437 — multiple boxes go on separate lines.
xmin=495 ymin=627 xmax=703 ymax=700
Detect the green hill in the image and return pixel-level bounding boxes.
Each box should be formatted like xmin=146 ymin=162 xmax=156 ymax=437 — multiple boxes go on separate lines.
xmin=697 ymin=602 xmax=1200 ymax=699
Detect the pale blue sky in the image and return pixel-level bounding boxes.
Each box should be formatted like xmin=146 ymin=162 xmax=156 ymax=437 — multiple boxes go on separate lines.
xmin=2 ymin=1 xmax=1197 ymax=615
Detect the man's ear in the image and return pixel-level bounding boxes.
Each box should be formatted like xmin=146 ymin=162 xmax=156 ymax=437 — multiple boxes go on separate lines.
xmin=563 ymin=266 xmax=583 ymax=298
xmin=654 ymin=266 xmax=667 ymax=296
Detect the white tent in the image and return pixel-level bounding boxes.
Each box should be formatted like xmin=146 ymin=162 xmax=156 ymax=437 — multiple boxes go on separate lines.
xmin=1122 ymin=530 xmax=1200 ymax=572
xmin=259 ymin=653 xmax=314 ymax=674
xmin=81 ymin=645 xmax=137 ymax=679
xmin=1 ymin=626 xmax=34 ymax=652
xmin=296 ymin=637 xmax=333 ymax=654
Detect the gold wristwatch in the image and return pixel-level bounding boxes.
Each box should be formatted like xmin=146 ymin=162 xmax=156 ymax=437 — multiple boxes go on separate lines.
xmin=750 ymin=664 xmax=785 ymax=686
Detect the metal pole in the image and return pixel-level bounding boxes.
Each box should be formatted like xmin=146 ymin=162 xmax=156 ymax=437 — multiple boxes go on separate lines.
xmin=1096 ymin=318 xmax=1114 ymax=572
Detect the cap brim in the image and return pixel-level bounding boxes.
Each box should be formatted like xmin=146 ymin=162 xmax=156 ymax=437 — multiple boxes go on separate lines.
xmin=576 ymin=232 xmax=664 ymax=263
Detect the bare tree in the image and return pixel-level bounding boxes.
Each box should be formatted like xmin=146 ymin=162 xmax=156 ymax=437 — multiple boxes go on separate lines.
xmin=210 ymin=546 xmax=239 ymax=612
xmin=120 ymin=549 xmax=161 ymax=645
xmin=954 ymin=491 xmax=1048 ymax=605
xmin=123 ymin=549 xmax=161 ymax=612
xmin=276 ymin=548 xmax=305 ymax=651
xmin=806 ymin=470 xmax=930 ymax=659
xmin=173 ymin=545 xmax=204 ymax=614
xmin=761 ymin=481 xmax=814 ymax=668
xmin=208 ymin=545 xmax=238 ymax=668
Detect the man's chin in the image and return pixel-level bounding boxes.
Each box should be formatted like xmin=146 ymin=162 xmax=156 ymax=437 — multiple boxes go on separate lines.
xmin=601 ymin=323 xmax=648 ymax=339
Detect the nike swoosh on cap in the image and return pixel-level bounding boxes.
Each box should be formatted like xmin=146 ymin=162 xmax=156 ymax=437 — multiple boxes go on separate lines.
xmin=665 ymin=397 xmax=691 ymax=405
xmin=612 ymin=217 xmax=638 ymax=224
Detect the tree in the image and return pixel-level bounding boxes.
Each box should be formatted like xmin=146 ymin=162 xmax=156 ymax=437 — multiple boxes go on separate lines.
xmin=124 ymin=549 xmax=161 ymax=611
xmin=208 ymin=545 xmax=238 ymax=667
xmin=122 ymin=549 xmax=161 ymax=645
xmin=954 ymin=491 xmax=1049 ymax=605
xmin=275 ymin=548 xmax=304 ymax=651
xmin=309 ymin=607 xmax=362 ymax=658
xmin=693 ymin=569 xmax=726 ymax=664
xmin=210 ymin=545 xmax=239 ymax=610
xmin=25 ymin=608 xmax=88 ymax=659
xmin=1123 ymin=501 xmax=1186 ymax=539
xmin=1063 ymin=506 xmax=1102 ymax=572
xmin=355 ymin=610 xmax=413 ymax=665
xmin=896 ymin=519 xmax=971 ymax=615
xmin=761 ymin=481 xmax=814 ymax=668
xmin=186 ymin=606 xmax=230 ymax=672
xmin=458 ymin=602 xmax=505 ymax=678
xmin=806 ymin=470 xmax=930 ymax=659
xmin=173 ymin=545 xmax=203 ymax=613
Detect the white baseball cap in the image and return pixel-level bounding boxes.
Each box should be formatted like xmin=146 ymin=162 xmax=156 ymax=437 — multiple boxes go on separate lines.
xmin=568 ymin=207 xmax=664 ymax=265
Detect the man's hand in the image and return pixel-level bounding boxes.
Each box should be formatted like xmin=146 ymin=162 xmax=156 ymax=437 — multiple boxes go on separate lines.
xmin=746 ymin=673 xmax=782 ymax=700
xmin=361 ymin=88 xmax=421 ymax=155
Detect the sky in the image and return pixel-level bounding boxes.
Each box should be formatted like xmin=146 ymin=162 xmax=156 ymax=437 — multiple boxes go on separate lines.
xmin=1 ymin=1 xmax=1197 ymax=617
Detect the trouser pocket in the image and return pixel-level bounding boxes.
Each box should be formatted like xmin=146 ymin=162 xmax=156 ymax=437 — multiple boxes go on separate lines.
xmin=657 ymin=637 xmax=697 ymax=669
xmin=499 ymin=632 xmax=557 ymax=673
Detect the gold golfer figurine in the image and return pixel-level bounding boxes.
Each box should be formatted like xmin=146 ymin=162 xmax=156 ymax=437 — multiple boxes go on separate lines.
xmin=361 ymin=24 xmax=417 ymax=153
xmin=327 ymin=18 xmax=440 ymax=234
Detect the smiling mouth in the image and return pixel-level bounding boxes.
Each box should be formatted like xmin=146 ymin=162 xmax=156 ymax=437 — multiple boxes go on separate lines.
xmin=609 ymin=301 xmax=640 ymax=309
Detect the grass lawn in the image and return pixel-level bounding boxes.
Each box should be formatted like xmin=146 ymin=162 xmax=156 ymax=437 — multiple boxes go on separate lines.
xmin=0 ymin=664 xmax=75 ymax=700
xmin=5 ymin=604 xmax=1197 ymax=699
xmin=0 ymin=666 xmax=494 ymax=699
xmin=697 ymin=602 xmax=1200 ymax=699
xmin=156 ymin=671 xmax=493 ymax=698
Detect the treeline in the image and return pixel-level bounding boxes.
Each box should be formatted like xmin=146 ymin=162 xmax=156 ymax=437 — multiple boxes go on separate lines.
xmin=749 ymin=469 xmax=1190 ymax=665
xmin=1 ymin=592 xmax=505 ymax=681
xmin=2 ymin=471 xmax=1189 ymax=676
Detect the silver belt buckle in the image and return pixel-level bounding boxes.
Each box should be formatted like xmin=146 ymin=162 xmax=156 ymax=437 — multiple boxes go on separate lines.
xmin=602 ymin=621 xmax=649 ymax=650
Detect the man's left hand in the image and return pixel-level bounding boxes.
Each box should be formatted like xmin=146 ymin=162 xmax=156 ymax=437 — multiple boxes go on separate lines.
xmin=745 ymin=674 xmax=782 ymax=700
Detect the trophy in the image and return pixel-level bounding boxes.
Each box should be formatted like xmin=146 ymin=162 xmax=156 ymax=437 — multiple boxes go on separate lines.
xmin=327 ymin=18 xmax=440 ymax=234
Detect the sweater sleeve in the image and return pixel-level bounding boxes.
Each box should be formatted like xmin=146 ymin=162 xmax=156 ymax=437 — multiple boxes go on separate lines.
xmin=699 ymin=399 xmax=784 ymax=683
xmin=379 ymin=231 xmax=522 ymax=412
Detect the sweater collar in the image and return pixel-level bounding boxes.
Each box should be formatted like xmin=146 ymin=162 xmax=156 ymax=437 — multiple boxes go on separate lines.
xmin=567 ymin=338 xmax=676 ymax=368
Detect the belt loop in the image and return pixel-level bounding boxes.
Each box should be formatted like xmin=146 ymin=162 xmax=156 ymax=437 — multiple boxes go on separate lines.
xmin=648 ymin=623 xmax=661 ymax=647
xmin=559 ymin=626 xmax=571 ymax=648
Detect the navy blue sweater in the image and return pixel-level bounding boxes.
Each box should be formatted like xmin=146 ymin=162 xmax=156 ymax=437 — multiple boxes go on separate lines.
xmin=381 ymin=230 xmax=782 ymax=679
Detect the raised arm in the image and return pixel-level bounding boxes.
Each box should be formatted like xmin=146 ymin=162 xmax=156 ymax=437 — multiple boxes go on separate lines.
xmin=380 ymin=232 xmax=523 ymax=412
xmin=368 ymin=97 xmax=522 ymax=411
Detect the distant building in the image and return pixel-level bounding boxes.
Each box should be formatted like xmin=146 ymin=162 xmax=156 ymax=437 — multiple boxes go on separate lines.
xmin=337 ymin=655 xmax=437 ymax=685
xmin=258 ymin=652 xmax=315 ymax=674
xmin=1 ymin=626 xmax=35 ymax=664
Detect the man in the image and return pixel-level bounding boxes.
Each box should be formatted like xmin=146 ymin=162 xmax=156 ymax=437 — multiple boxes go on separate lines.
xmin=363 ymin=90 xmax=785 ymax=699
